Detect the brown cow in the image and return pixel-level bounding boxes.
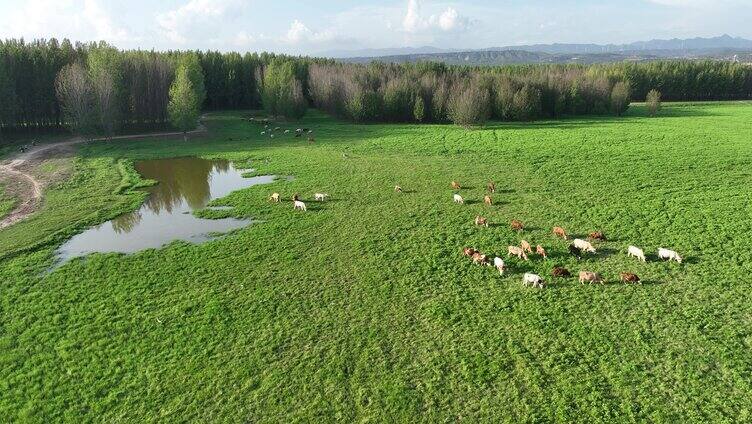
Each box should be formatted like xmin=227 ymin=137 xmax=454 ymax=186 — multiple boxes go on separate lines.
xmin=553 ymin=226 xmax=568 ymax=240
xmin=474 ymin=216 xmax=489 ymax=228
xmin=511 ymin=220 xmax=524 ymax=232
xmin=552 ymin=266 xmax=571 ymax=278
xmin=589 ymin=231 xmax=607 ymax=241
xmin=536 ymin=245 xmax=548 ymax=259
xmin=487 ymin=181 xmax=496 ymax=193
xmin=619 ymin=272 xmax=641 ymax=284
xmin=451 ymin=181 xmax=461 ymax=190
xmin=507 ymin=246 xmax=528 ymax=261
xmin=462 ymin=247 xmax=476 ymax=257
xmin=472 ymin=252 xmax=490 ymax=266
xmin=484 ymin=195 xmax=493 ymax=206
xmin=520 ymin=240 xmax=533 ymax=253
xmin=579 ymin=271 xmax=605 ymax=285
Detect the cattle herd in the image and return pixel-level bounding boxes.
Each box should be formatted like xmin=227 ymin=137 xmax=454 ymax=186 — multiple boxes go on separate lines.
xmin=248 ymin=116 xmax=315 ymax=143
xmin=452 ymin=180 xmax=683 ymax=289
xmin=257 ymin=125 xmax=684 ymax=290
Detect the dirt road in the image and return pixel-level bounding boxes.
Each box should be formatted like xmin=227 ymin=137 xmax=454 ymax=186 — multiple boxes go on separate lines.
xmin=0 ymin=124 xmax=206 ymax=230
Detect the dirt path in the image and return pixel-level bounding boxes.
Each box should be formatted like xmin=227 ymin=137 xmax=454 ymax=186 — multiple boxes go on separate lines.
xmin=0 ymin=123 xmax=207 ymax=230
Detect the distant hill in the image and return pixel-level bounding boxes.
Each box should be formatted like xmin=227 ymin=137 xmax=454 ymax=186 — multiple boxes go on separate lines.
xmin=326 ymin=35 xmax=752 ymax=66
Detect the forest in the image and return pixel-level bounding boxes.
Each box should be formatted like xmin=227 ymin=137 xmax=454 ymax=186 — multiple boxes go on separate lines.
xmin=1 ymin=38 xmax=752 ymax=137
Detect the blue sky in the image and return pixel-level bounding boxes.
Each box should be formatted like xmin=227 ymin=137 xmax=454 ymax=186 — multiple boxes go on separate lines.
xmin=1 ymin=0 xmax=750 ymax=54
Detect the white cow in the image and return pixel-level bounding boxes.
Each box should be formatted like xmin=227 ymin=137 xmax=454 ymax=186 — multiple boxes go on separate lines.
xmin=658 ymin=248 xmax=682 ymax=263
xmin=627 ymin=245 xmax=646 ymax=262
xmin=453 ymin=194 xmax=464 ymax=204
xmin=269 ymin=193 xmax=280 ymax=203
xmin=293 ymin=200 xmax=307 ymax=211
xmin=314 ymin=193 xmax=329 ymax=201
xmin=573 ymin=238 xmax=596 ymax=254
xmin=493 ymin=257 xmax=506 ymax=275
xmin=523 ymin=273 xmax=545 ymax=289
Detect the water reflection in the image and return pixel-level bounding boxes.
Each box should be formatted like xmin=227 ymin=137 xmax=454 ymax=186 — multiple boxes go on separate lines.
xmin=56 ymin=157 xmax=275 ymax=263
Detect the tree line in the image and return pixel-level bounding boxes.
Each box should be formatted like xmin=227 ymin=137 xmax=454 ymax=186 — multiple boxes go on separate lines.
xmin=2 ymin=38 xmax=752 ymax=137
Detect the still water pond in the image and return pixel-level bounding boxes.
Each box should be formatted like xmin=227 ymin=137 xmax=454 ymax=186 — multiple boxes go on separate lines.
xmin=56 ymin=157 xmax=273 ymax=262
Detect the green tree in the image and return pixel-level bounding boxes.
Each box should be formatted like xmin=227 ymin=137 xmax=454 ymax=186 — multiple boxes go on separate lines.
xmin=646 ymin=89 xmax=662 ymax=117
xmin=178 ymin=53 xmax=206 ymax=107
xmin=610 ymin=81 xmax=631 ymax=116
xmin=261 ymin=60 xmax=307 ymax=119
xmin=168 ymin=65 xmax=200 ymax=141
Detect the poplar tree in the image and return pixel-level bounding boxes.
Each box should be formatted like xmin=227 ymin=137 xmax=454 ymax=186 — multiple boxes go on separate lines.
xmin=168 ymin=66 xmax=200 ymax=141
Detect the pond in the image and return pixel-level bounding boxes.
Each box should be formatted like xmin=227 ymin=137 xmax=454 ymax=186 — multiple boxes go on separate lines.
xmin=56 ymin=157 xmax=274 ymax=263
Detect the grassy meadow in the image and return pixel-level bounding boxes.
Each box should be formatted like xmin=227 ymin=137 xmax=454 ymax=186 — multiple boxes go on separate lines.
xmin=1 ymin=102 xmax=752 ymax=422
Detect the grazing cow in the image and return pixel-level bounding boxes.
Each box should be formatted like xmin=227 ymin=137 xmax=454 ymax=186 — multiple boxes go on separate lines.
xmin=484 ymin=195 xmax=493 ymax=206
xmin=270 ymin=134 xmax=275 ymax=139
xmin=274 ymin=127 xmax=281 ymax=131
xmin=269 ymin=193 xmax=280 ymax=203
xmin=261 ymin=131 xmax=266 ymax=135
xmin=507 ymin=246 xmax=529 ymax=261
xmin=589 ymin=231 xmax=607 ymax=241
xmin=314 ymin=193 xmax=329 ymax=201
xmin=472 ymin=252 xmax=490 ymax=266
xmin=568 ymin=244 xmax=582 ymax=260
xmin=553 ymin=226 xmax=568 ymax=240
xmin=573 ymin=238 xmax=596 ymax=254
xmin=523 ymin=273 xmax=545 ymax=289
xmin=579 ymin=271 xmax=604 ymax=285
xmin=620 ymin=272 xmax=641 ymax=284
xmin=658 ymin=248 xmax=683 ymax=264
xmin=520 ymin=240 xmax=533 ymax=253
xmin=284 ymin=129 xmax=290 ymax=134
xmin=552 ymin=266 xmax=571 ymax=278
xmin=293 ymin=200 xmax=307 ymax=211
xmin=451 ymin=181 xmax=461 ymax=190
xmin=394 ymin=185 xmax=403 ymax=193
xmin=487 ymin=181 xmax=496 ymax=193
xmin=627 ymin=245 xmax=646 ymax=262
xmin=474 ymin=216 xmax=489 ymax=227
xmin=463 ymin=247 xmax=477 ymax=257
xmin=453 ymin=194 xmax=464 ymax=204
xmin=493 ymin=257 xmax=506 ymax=275
xmin=510 ymin=220 xmax=524 ymax=232
xmin=536 ymin=245 xmax=548 ymax=259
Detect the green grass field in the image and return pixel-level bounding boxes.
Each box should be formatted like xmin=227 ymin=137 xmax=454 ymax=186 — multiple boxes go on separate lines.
xmin=2 ymin=103 xmax=752 ymax=422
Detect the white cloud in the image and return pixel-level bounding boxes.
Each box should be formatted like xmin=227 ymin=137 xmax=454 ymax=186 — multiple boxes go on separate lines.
xmin=1 ymin=0 xmax=130 ymax=43
xmin=83 ymin=0 xmax=130 ymax=41
xmin=401 ymin=0 xmax=469 ymax=34
xmin=157 ymin=0 xmax=240 ymax=44
xmin=284 ymin=20 xmax=335 ymax=44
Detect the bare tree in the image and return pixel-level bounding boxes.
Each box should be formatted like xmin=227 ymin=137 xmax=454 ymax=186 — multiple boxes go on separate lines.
xmin=55 ymin=62 xmax=95 ymax=137
xmin=91 ymin=71 xmax=117 ymax=139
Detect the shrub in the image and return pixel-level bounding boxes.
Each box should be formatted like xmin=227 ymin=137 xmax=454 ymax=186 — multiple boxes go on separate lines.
xmin=512 ymin=84 xmax=542 ymax=121
xmin=610 ymin=81 xmax=631 ymax=116
xmin=449 ymin=80 xmax=491 ymax=127
xmin=646 ymin=89 xmax=662 ymax=117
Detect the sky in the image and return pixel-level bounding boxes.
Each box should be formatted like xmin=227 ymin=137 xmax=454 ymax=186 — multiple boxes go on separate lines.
xmin=1 ymin=0 xmax=751 ymax=55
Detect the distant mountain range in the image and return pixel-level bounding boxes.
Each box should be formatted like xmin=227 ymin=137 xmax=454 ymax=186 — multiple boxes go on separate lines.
xmin=323 ymin=35 xmax=752 ymax=66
